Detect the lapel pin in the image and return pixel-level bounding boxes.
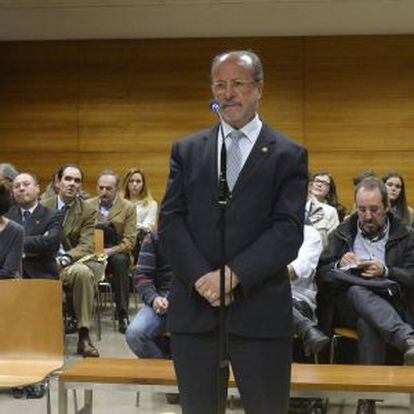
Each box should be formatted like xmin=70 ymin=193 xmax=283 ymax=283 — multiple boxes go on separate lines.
xmin=36 ymin=220 xmax=40 ymax=224
xmin=261 ymin=146 xmax=268 ymax=153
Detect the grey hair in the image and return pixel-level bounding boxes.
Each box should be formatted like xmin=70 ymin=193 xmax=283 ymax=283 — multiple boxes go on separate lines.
xmin=355 ymin=177 xmax=388 ymax=207
xmin=98 ymin=170 xmax=120 ymax=189
xmin=211 ymin=50 xmax=264 ymax=83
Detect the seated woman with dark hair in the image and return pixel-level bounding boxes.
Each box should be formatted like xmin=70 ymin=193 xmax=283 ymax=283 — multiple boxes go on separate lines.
xmin=309 ymin=171 xmax=347 ymax=221
xmin=383 ymin=171 xmax=414 ymax=228
xmin=0 ymin=182 xmax=24 ymax=279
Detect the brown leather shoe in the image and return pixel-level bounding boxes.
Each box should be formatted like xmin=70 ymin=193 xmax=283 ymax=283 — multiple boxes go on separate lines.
xmin=77 ymin=338 xmax=100 ymax=358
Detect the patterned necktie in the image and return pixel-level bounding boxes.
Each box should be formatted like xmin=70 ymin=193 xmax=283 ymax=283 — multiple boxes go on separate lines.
xmin=226 ymin=130 xmax=244 ymax=191
xmin=60 ymin=204 xmax=71 ymax=223
xmin=22 ymin=210 xmax=31 ymax=224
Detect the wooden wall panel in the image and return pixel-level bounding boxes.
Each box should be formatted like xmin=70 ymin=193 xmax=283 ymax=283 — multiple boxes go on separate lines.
xmin=0 ymin=35 xmax=413 ymax=209
xmin=79 ymin=151 xmax=169 ymax=200
xmin=0 ymin=153 xmax=80 ymax=188
xmin=304 ymin=36 xmax=414 ymax=152
xmin=0 ymin=42 xmax=79 ymax=152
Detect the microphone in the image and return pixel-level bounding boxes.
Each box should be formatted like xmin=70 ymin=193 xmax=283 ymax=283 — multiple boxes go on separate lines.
xmin=209 ymin=99 xmax=229 ymax=203
xmin=210 ymin=99 xmax=221 ymax=114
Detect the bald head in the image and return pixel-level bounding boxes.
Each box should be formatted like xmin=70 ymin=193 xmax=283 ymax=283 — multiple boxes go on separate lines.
xmin=211 ymin=50 xmax=264 ymax=83
xmin=12 ymin=172 xmax=40 ymax=209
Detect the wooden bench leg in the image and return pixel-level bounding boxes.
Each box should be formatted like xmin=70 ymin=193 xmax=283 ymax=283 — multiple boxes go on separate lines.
xmin=58 ymin=380 xmax=68 ymax=414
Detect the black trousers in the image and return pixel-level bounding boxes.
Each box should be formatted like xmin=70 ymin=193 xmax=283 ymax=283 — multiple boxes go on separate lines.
xmin=335 ymin=285 xmax=412 ymax=364
xmin=106 ymin=253 xmax=130 ymax=317
xmin=292 ymin=298 xmax=315 ymax=337
xmin=171 ymin=330 xmax=292 ymax=414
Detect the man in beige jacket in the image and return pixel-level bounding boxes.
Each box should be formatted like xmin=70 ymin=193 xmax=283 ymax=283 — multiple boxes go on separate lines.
xmin=88 ymin=170 xmax=137 ymax=333
xmin=42 ymin=164 xmax=105 ymax=357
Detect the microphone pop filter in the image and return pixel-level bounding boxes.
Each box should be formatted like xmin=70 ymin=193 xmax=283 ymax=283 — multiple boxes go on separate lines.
xmin=210 ymin=99 xmax=221 ymax=113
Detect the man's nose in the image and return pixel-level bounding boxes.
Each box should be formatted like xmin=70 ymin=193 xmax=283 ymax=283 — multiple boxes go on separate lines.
xmin=365 ymin=211 xmax=373 ymax=220
xmin=223 ymin=85 xmax=235 ymax=99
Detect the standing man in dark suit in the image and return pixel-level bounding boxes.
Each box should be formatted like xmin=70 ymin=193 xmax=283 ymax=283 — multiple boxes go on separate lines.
xmin=6 ymin=172 xmax=62 ymax=279
xmin=159 ymin=50 xmax=308 ymax=414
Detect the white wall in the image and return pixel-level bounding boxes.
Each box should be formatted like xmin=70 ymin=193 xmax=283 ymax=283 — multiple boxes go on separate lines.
xmin=0 ymin=0 xmax=414 ymax=40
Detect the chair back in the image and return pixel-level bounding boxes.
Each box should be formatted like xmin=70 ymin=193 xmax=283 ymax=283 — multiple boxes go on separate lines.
xmin=94 ymin=228 xmax=105 ymax=254
xmin=0 ymin=279 xmax=63 ymax=362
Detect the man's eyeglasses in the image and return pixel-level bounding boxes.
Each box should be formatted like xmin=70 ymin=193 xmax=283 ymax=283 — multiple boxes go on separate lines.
xmin=212 ymin=79 xmax=258 ymax=94
xmin=357 ymin=206 xmax=383 ymax=215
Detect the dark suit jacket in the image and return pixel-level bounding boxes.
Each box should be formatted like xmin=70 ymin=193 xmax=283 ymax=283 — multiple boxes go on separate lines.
xmin=6 ymin=204 xmax=63 ymax=279
xmin=159 ymin=122 xmax=308 ymax=339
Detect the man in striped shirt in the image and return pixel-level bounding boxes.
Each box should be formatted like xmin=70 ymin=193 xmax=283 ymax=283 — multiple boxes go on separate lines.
xmin=125 ymin=232 xmax=173 ymax=358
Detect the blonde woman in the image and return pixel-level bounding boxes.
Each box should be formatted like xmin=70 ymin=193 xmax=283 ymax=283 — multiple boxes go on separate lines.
xmin=122 ymin=168 xmax=158 ymax=232
xmin=122 ymin=168 xmax=158 ymax=262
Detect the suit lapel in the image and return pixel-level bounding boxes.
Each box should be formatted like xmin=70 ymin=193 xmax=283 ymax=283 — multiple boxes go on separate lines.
xmin=108 ymin=197 xmax=123 ymax=221
xmin=25 ymin=204 xmax=44 ymax=232
xmin=202 ymin=125 xmax=220 ymax=196
xmin=232 ymin=123 xmax=276 ymax=195
xmin=64 ymin=198 xmax=81 ymax=235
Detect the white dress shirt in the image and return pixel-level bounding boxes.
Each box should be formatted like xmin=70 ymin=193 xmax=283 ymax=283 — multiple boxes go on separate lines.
xmin=217 ymin=113 xmax=263 ymax=179
xmin=135 ymin=199 xmax=158 ymax=231
xmin=290 ymin=225 xmax=323 ymax=315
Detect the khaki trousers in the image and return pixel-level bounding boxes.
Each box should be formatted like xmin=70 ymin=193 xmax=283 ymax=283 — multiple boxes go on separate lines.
xmin=60 ymin=261 xmax=105 ymax=329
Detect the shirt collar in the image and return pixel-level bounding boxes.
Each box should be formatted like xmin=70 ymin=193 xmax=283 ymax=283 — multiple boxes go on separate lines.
xmin=221 ymin=113 xmax=262 ymax=143
xmin=357 ymin=217 xmax=390 ymax=242
xmin=100 ymin=195 xmax=118 ymax=210
xmin=20 ymin=202 xmax=38 ymax=216
xmin=57 ymin=196 xmax=74 ymax=210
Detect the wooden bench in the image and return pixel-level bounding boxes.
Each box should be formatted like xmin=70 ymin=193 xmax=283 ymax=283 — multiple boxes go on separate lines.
xmin=58 ymin=358 xmax=414 ymax=413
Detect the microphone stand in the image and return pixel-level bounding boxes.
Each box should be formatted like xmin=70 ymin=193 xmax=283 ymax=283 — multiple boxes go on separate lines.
xmin=216 ymin=118 xmax=230 ymax=414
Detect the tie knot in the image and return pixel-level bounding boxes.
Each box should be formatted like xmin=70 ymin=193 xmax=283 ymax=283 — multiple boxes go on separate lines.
xmin=61 ymin=204 xmax=70 ymax=213
xmin=22 ymin=210 xmax=31 ymax=222
xmin=228 ymin=130 xmax=245 ymax=142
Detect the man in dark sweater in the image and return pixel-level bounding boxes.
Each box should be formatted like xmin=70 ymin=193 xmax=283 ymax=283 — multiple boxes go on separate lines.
xmin=125 ymin=232 xmax=173 ymax=358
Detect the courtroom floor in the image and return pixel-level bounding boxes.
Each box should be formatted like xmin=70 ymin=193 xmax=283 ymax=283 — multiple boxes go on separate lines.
xmin=0 ymin=301 xmax=410 ymax=413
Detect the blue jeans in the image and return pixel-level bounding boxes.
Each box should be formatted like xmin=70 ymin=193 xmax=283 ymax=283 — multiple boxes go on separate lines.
xmin=125 ymin=305 xmax=167 ymax=358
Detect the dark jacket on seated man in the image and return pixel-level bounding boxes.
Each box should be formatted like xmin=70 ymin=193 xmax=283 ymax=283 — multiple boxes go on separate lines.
xmin=317 ymin=211 xmax=414 ymax=365
xmin=6 ymin=204 xmax=63 ymax=279
xmin=318 ymin=212 xmax=414 ymax=322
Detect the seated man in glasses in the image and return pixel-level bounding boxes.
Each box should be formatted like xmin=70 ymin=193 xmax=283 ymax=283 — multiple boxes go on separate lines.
xmin=318 ymin=176 xmax=414 ymax=414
